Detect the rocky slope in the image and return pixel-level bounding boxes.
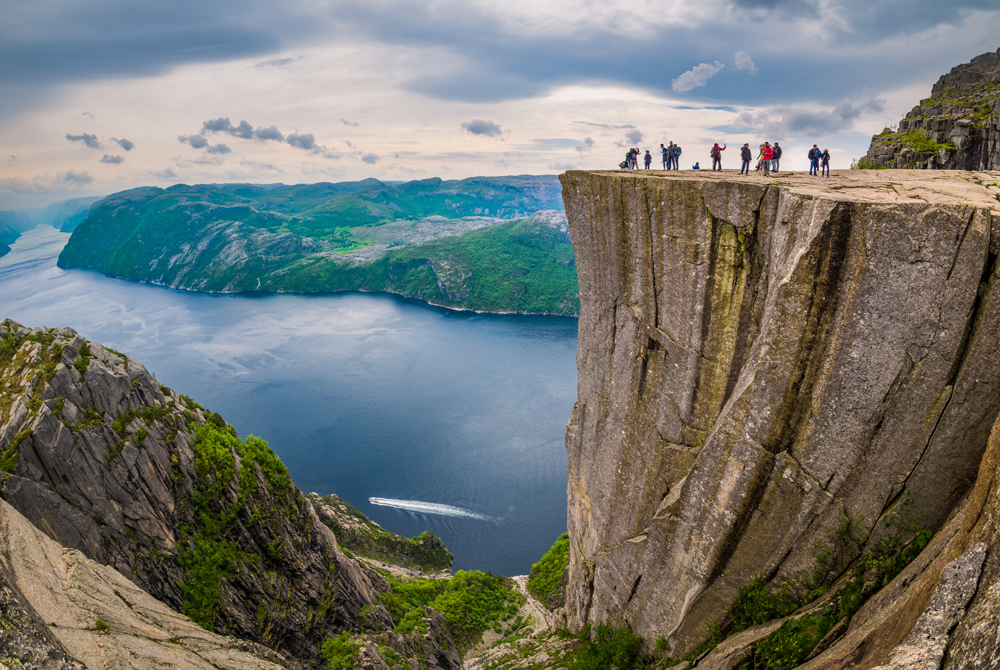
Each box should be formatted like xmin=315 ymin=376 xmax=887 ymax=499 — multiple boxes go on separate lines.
xmin=864 ymin=49 xmax=1000 ymax=169
xmin=0 ymin=496 xmax=291 ymax=670
xmin=0 ymin=320 xmax=392 ymax=666
xmin=559 ymin=169 xmax=1000 ymax=663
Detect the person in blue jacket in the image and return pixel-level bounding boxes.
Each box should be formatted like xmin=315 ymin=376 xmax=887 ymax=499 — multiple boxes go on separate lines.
xmin=808 ymin=145 xmax=821 ymax=175
xmin=644 ymin=150 xmax=652 ymax=169
xmin=740 ymin=144 xmax=752 ymax=175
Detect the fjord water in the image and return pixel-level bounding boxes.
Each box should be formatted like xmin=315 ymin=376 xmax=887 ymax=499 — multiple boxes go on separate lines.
xmin=0 ymin=226 xmax=577 ymax=575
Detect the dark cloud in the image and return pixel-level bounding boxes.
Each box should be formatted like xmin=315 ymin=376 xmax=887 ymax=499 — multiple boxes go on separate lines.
xmin=361 ymin=152 xmax=379 ymax=164
xmin=98 ymin=154 xmax=124 ymax=164
xmin=66 ymin=132 xmax=101 ymax=149
xmin=624 ymin=129 xmax=645 ymax=145
xmin=82 ymin=111 xmax=93 ymax=118
xmin=148 ymin=168 xmax=178 ymax=179
xmin=286 ymin=132 xmax=317 ymax=150
xmin=462 ymin=119 xmax=503 ymax=137
xmin=575 ymin=137 xmax=595 ymax=154
xmin=735 ymin=93 xmax=886 ymax=138
xmin=341 ymin=118 xmax=360 ymax=127
xmin=254 ymin=125 xmax=284 ymax=141
xmin=62 ymin=170 xmax=93 ymax=185
xmin=178 ymin=134 xmax=209 ymax=148
xmin=202 ymin=117 xmax=254 ymax=139
xmin=111 ymin=137 xmax=134 ymax=151
xmin=256 ymin=57 xmax=293 ymax=68
xmin=205 ymin=143 xmax=232 ymax=154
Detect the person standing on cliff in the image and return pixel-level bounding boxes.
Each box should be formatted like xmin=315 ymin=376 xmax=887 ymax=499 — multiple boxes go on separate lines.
xmin=760 ymin=142 xmax=773 ymax=176
xmin=808 ymin=145 xmax=821 ymax=175
xmin=821 ymin=148 xmax=831 ymax=177
xmin=661 ymin=144 xmax=668 ymax=169
xmin=672 ymin=143 xmax=682 ymax=169
xmin=772 ymin=142 xmax=782 ymax=172
xmin=710 ymin=143 xmax=727 ymax=171
xmin=644 ymin=150 xmax=652 ymax=169
xmin=666 ymin=142 xmax=676 ymax=170
xmin=740 ymin=144 xmax=752 ymax=174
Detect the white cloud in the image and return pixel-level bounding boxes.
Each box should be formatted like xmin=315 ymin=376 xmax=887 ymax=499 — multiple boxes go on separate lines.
xmin=735 ymin=50 xmax=757 ymax=74
xmin=672 ymin=62 xmax=725 ymax=92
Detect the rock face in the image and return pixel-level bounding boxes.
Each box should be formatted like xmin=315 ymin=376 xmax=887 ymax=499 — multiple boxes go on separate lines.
xmin=864 ymin=49 xmax=1000 ymax=170
xmin=0 ymin=320 xmax=390 ymax=666
xmin=0 ymin=496 xmax=290 ymax=670
xmin=559 ymin=169 xmax=1000 ymax=658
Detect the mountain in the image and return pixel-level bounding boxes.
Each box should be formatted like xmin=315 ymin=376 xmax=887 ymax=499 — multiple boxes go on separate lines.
xmin=863 ymin=48 xmax=1000 ymax=170
xmin=0 ymin=196 xmax=104 ymax=257
xmin=560 ymin=168 xmax=1000 ymax=667
xmin=0 ymin=210 xmax=32 ymax=258
xmin=56 ymin=176 xmax=579 ymax=315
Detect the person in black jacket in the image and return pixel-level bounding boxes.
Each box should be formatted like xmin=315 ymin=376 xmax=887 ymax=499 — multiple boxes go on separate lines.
xmin=772 ymin=142 xmax=782 ymax=172
xmin=740 ymin=144 xmax=752 ymax=175
xmin=821 ymin=149 xmax=831 ymax=177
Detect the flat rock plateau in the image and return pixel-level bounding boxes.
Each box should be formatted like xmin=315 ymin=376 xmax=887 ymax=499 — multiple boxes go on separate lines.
xmin=561 ymin=168 xmax=1000 ymax=667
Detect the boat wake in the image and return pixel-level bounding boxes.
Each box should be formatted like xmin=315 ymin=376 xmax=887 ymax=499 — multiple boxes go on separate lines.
xmin=369 ymin=497 xmax=497 ymax=522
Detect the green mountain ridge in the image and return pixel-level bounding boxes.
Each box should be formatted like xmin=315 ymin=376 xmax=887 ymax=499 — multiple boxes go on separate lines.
xmin=57 ymin=176 xmax=580 ymax=315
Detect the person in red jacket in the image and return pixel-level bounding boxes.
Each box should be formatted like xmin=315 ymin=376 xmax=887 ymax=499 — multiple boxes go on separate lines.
xmin=760 ymin=142 xmax=773 ymax=176
xmin=710 ymin=143 xmax=727 ymax=171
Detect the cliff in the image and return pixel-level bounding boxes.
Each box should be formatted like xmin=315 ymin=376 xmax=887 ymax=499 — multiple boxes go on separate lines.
xmin=0 ymin=320 xmax=392 ymax=666
xmin=560 ymin=169 xmax=1000 ymax=664
xmin=864 ymin=49 xmax=1000 ymax=170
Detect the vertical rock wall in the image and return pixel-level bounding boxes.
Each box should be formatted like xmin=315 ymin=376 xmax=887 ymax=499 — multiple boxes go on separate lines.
xmin=560 ymin=170 xmax=1000 ymax=657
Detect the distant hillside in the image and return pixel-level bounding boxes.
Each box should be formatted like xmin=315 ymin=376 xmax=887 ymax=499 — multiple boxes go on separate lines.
xmin=57 ymin=176 xmax=580 ymax=315
xmin=0 ymin=196 xmax=104 ymax=257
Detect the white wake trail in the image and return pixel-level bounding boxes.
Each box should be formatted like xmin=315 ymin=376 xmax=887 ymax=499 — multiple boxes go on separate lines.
xmin=369 ymin=497 xmax=495 ymax=522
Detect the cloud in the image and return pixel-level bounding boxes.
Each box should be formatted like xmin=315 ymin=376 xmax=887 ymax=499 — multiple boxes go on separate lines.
xmin=203 ymin=117 xmax=254 ymax=139
xmin=575 ymin=137 xmax=595 ymax=153
xmin=462 ymin=119 xmax=503 ymax=137
xmin=82 ymin=111 xmax=93 ymax=118
xmin=343 ymin=140 xmax=356 ymax=148
xmin=178 ymin=134 xmax=209 ymax=149
xmin=255 ymin=57 xmax=293 ymax=68
xmin=625 ymin=129 xmax=644 ymax=145
xmin=576 ymin=122 xmax=636 ymax=129
xmin=341 ymin=118 xmax=360 ymax=127
xmin=148 ymin=168 xmax=178 ymax=179
xmin=735 ymin=93 xmax=887 ymax=138
xmin=205 ymin=143 xmax=232 ymax=154
xmin=548 ymin=163 xmax=578 ymax=171
xmin=672 ymin=62 xmax=725 ymax=92
xmin=62 ymin=170 xmax=93 ymax=185
xmin=735 ymin=50 xmax=757 ymax=74
xmin=98 ymin=154 xmax=124 ymax=164
xmin=111 ymin=137 xmax=134 ymax=151
xmin=66 ymin=132 xmax=101 ymax=149
xmin=8 ymin=156 xmax=15 ymax=161
xmin=254 ymin=125 xmax=284 ymax=141
xmin=0 ymin=178 xmax=34 ymax=193
xmin=286 ymin=132 xmax=317 ymax=150
xmin=361 ymin=152 xmax=379 ymax=164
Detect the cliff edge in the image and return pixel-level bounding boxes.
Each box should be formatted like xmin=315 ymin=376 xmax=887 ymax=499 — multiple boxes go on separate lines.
xmin=560 ymin=169 xmax=1000 ymax=663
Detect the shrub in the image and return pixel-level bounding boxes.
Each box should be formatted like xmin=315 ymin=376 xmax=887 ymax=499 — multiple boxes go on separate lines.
xmin=570 ymin=623 xmax=644 ymax=670
xmin=528 ymin=532 xmax=569 ymax=609
xmin=322 ymin=632 xmax=361 ymax=670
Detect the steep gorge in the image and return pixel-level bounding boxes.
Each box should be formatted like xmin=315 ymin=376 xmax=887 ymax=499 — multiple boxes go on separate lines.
xmin=560 ymin=169 xmax=1000 ymax=663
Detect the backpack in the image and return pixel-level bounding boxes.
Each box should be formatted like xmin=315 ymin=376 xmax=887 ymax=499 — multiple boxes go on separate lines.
xmin=710 ymin=146 xmax=719 ymax=158
xmin=675 ymin=145 xmax=682 ymax=155
xmin=774 ymin=146 xmax=782 ymax=158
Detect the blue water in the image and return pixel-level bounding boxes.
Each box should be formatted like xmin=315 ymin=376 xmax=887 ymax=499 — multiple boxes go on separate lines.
xmin=0 ymin=226 xmax=578 ymax=575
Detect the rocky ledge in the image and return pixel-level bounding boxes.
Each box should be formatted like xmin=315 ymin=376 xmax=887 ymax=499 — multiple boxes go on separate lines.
xmin=864 ymin=49 xmax=1000 ymax=170
xmin=560 ymin=169 xmax=1000 ymax=664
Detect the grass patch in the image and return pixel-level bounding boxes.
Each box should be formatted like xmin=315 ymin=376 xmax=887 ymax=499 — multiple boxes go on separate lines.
xmin=528 ymin=532 xmax=569 ymax=610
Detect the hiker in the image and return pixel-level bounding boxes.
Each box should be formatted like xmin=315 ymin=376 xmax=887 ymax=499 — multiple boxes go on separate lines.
xmin=693 ymin=162 xmax=701 ymax=169
xmin=632 ymin=148 xmax=640 ymax=169
xmin=821 ymin=148 xmax=831 ymax=177
xmin=672 ymin=143 xmax=682 ymax=170
xmin=660 ymin=144 xmax=668 ymax=169
xmin=666 ymin=142 xmax=676 ymax=170
xmin=760 ymin=142 xmax=773 ymax=176
xmin=710 ymin=143 xmax=727 ymax=171
xmin=772 ymin=142 xmax=782 ymax=172
xmin=644 ymin=150 xmax=652 ymax=169
xmin=740 ymin=143 xmax=752 ymax=175
xmin=808 ymin=145 xmax=821 ymax=176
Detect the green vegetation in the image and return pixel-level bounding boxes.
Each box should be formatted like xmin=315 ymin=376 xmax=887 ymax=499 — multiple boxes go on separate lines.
xmin=322 ymin=632 xmax=361 ymax=670
xmin=57 ymin=177 xmax=579 ymax=315
xmin=175 ymin=419 xmax=297 ymax=630
xmin=570 ymin=623 xmax=645 ymax=670
xmin=74 ymin=342 xmax=91 ymax=375
xmin=378 ymin=570 xmax=524 ymax=651
xmin=528 ymin=532 xmax=569 ymax=609
xmin=94 ymin=619 xmax=110 ymax=633
xmin=311 ymin=493 xmax=452 ymax=573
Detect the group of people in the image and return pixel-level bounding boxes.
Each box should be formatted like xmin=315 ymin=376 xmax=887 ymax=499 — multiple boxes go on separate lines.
xmin=619 ymin=141 xmax=832 ymax=176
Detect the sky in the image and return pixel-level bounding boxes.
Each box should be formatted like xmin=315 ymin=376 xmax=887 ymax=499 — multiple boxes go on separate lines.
xmin=1 ymin=0 xmax=998 ymax=209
